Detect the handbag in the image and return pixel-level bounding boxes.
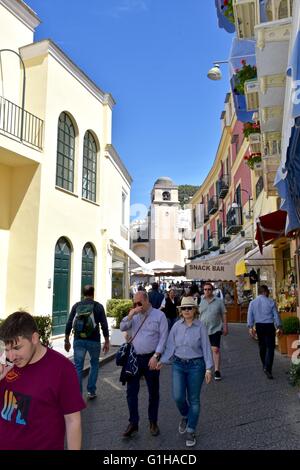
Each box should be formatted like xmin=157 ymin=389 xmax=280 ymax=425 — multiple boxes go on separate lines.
xmin=115 ymin=313 xmax=148 ymax=367
xmin=116 ymin=342 xmax=131 ymax=366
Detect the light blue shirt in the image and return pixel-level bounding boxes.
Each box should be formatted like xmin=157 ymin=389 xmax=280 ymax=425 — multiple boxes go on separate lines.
xmin=199 ymin=297 xmax=225 ymax=335
xmin=247 ymin=295 xmax=282 ymax=328
xmin=160 ymin=318 xmax=213 ymax=370
xmin=120 ymin=306 xmax=168 ymax=355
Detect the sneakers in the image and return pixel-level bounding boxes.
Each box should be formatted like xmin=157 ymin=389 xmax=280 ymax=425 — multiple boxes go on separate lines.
xmin=122 ymin=423 xmax=139 ymax=438
xmin=214 ymin=370 xmax=221 ymax=381
xmin=149 ymin=421 xmax=160 ymax=436
xmin=178 ymin=417 xmax=188 ymax=434
xmin=186 ymin=432 xmax=196 ymax=447
xmin=87 ymin=392 xmax=97 ymax=400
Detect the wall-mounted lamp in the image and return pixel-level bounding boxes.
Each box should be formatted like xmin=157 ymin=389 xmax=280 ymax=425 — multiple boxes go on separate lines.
xmin=207 ymin=60 xmax=229 ymax=81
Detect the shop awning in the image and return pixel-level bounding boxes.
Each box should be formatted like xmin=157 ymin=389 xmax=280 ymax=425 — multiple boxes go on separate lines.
xmin=235 ymin=244 xmax=275 ymax=276
xmin=186 ymin=248 xmax=245 ymax=281
xmin=255 ymin=210 xmax=287 ymax=254
xmin=110 ymin=240 xmax=151 ymax=272
xmin=235 ymin=259 xmax=247 ymax=276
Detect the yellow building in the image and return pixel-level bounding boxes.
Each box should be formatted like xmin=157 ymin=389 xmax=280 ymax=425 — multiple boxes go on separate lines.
xmin=0 ymin=0 xmax=141 ymax=334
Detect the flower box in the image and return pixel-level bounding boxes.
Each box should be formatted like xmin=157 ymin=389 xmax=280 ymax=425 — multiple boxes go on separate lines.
xmin=244 ymin=152 xmax=262 ymax=170
xmin=254 ymin=161 xmax=263 ymax=175
xmin=234 ymin=61 xmax=257 ymax=95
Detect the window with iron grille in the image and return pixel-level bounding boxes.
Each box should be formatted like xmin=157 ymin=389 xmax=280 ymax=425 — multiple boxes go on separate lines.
xmin=255 ymin=176 xmax=264 ymax=199
xmin=82 ymin=131 xmax=97 ymax=202
xmin=56 ymin=113 xmax=75 ymax=192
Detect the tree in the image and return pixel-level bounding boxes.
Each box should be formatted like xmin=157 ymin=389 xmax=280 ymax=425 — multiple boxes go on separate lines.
xmin=178 ymin=185 xmax=200 ymax=208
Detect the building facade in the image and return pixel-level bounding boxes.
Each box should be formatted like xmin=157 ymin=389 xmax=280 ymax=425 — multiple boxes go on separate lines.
xmin=0 ymin=0 xmax=138 ymax=333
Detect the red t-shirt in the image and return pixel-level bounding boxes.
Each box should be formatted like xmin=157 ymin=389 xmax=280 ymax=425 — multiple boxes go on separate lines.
xmin=0 ymin=348 xmax=85 ymax=450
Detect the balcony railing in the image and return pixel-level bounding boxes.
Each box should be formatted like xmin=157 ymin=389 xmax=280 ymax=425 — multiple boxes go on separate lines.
xmin=0 ymin=96 xmax=43 ymax=149
xmin=226 ymin=207 xmax=243 ymax=235
xmin=204 ymin=208 xmax=209 ymax=223
xmin=217 ymin=175 xmax=230 ymax=199
xmin=208 ymin=196 xmax=219 ymax=215
xmin=209 ymin=236 xmax=219 ymax=251
xmin=188 ymin=249 xmax=202 ymax=260
xmin=201 ymin=240 xmax=210 ymax=256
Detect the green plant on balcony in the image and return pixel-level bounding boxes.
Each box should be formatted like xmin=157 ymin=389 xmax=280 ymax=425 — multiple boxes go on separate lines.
xmin=243 ymin=121 xmax=261 ymax=139
xmin=221 ymin=0 xmax=234 ymax=24
xmin=234 ymin=60 xmax=257 ymax=95
xmin=244 ymin=152 xmax=262 ymax=169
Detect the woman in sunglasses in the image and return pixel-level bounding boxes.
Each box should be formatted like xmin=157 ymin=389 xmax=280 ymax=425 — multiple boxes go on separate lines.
xmin=157 ymin=296 xmax=213 ymax=448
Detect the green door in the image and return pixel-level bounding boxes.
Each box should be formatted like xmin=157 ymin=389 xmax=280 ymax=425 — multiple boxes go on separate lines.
xmin=52 ymin=237 xmax=71 ymax=335
xmin=81 ymin=243 xmax=95 ymax=293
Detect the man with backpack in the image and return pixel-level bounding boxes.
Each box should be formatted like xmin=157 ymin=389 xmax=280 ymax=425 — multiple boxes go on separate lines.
xmin=64 ymin=285 xmax=110 ymax=399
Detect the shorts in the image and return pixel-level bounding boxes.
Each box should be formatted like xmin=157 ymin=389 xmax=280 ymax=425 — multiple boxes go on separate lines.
xmin=209 ymin=330 xmax=222 ymax=348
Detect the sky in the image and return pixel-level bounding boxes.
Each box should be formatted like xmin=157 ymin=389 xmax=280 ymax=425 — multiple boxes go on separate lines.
xmin=26 ymin=0 xmax=233 ymax=217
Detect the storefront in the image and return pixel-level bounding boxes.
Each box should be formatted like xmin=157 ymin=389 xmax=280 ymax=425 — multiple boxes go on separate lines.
xmin=186 ymin=248 xmax=246 ymax=322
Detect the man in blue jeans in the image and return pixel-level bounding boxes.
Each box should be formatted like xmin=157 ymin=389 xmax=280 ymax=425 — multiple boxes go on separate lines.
xmin=64 ymin=285 xmax=110 ymax=399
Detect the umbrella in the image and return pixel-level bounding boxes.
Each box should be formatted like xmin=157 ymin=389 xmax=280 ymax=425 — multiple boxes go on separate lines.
xmin=131 ymin=259 xmax=185 ymax=276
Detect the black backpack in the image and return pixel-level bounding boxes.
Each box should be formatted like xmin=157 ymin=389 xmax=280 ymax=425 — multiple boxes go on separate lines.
xmin=72 ymin=302 xmax=96 ymax=339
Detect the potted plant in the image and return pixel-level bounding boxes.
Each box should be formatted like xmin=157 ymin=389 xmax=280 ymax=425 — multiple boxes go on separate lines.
xmin=244 ymin=152 xmax=262 ymax=170
xmin=234 ymin=60 xmax=257 ymax=95
xmin=288 ymin=355 xmax=300 ymax=387
xmin=243 ymin=121 xmax=261 ymax=139
xmin=109 ymin=299 xmax=133 ymax=346
xmin=221 ymin=0 xmax=234 ymax=24
xmin=282 ymin=316 xmax=300 ymax=358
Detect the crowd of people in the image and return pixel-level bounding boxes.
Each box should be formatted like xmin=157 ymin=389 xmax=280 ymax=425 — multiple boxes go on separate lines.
xmin=0 ymin=281 xmax=282 ymax=450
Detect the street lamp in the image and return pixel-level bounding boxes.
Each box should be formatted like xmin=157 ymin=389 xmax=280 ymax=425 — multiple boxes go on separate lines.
xmin=207 ymin=61 xmax=229 ymax=81
xmin=231 ymin=188 xmax=253 ymax=220
xmin=0 ymin=49 xmax=26 ymax=142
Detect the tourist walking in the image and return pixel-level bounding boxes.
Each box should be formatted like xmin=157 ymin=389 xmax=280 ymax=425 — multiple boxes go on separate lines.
xmin=65 ymin=285 xmax=110 ymax=399
xmin=199 ymin=282 xmax=228 ymax=381
xmin=157 ymin=296 xmax=213 ymax=447
xmin=120 ymin=291 xmax=168 ymax=438
xmin=0 ymin=311 xmax=85 ymax=450
xmin=247 ymin=285 xmax=282 ymax=379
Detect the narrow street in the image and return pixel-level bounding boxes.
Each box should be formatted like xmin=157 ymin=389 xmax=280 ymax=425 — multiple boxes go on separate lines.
xmin=82 ymin=324 xmax=300 ymax=450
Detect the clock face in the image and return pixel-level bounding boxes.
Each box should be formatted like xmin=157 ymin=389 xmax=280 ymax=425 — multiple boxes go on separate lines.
xmin=162 ymin=191 xmax=171 ymax=201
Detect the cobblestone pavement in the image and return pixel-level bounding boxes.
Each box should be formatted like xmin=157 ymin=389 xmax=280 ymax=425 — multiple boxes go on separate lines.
xmin=81 ymin=324 xmax=300 ymax=450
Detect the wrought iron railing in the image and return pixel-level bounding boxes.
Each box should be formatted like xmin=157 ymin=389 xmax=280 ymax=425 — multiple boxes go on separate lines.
xmin=0 ymin=96 xmax=43 ymax=149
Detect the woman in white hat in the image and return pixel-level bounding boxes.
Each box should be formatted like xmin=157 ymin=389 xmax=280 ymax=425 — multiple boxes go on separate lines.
xmin=157 ymin=296 xmax=213 ymax=447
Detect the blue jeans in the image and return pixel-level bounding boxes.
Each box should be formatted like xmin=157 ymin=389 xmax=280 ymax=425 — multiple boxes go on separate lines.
xmin=73 ymin=339 xmax=101 ymax=394
xmin=172 ymin=356 xmax=205 ymax=433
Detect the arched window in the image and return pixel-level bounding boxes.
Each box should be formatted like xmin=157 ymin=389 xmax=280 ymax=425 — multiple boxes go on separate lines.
xmin=279 ymin=0 xmax=288 ymax=18
xmin=56 ymin=113 xmax=75 ymax=192
xmin=162 ymin=191 xmax=171 ymax=201
xmin=82 ymin=131 xmax=97 ymax=202
xmin=81 ymin=242 xmax=95 ymax=290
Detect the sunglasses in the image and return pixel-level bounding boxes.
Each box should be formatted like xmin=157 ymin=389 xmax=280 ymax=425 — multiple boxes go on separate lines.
xmin=133 ymin=302 xmax=143 ymax=307
xmin=204 ymin=288 xmax=212 ymax=291
xmin=181 ymin=306 xmax=193 ymax=311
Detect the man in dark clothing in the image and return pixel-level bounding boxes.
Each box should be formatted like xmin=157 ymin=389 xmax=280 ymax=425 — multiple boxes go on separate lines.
xmin=65 ymin=285 xmax=110 ymax=399
xmin=148 ymin=282 xmax=164 ymax=309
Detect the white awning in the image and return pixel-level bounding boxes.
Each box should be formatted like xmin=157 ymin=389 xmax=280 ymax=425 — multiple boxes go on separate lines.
xmin=110 ymin=240 xmax=149 ymax=271
xmin=186 ymin=248 xmax=245 ymax=281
